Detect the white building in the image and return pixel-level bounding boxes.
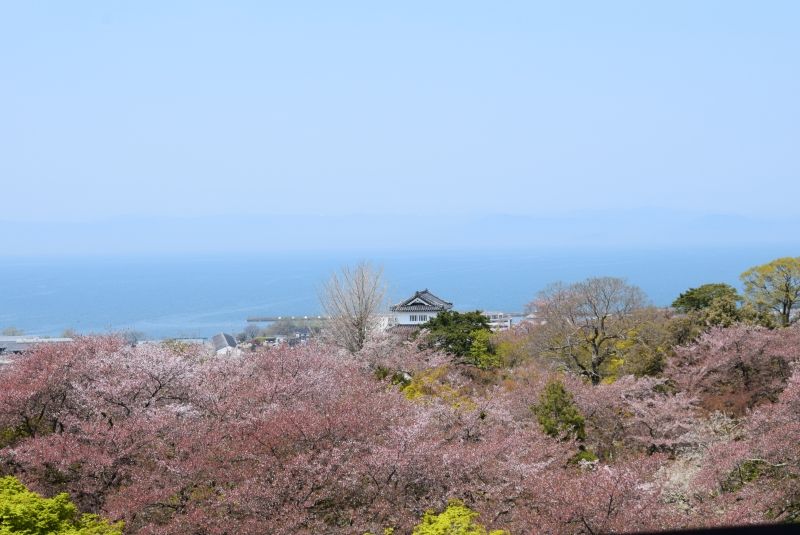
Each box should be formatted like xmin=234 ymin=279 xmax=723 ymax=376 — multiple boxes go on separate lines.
xmin=389 ymin=289 xmax=453 ymax=327
xmin=483 ymin=311 xmax=513 ymax=331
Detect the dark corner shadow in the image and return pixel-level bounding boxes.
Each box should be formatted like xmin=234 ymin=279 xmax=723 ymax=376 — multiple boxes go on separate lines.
xmin=626 ymin=524 xmax=799 ymax=535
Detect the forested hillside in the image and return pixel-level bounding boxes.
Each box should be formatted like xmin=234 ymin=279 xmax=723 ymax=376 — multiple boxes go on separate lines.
xmin=2 ymin=261 xmax=800 ymax=533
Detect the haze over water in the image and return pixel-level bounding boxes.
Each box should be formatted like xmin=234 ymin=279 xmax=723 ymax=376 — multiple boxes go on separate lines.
xmin=2 ymin=3 xmax=799 ymax=339
xmin=0 ymin=247 xmax=790 ymax=339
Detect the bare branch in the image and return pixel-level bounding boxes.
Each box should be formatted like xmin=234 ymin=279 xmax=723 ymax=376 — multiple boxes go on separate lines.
xmin=319 ymin=261 xmax=386 ymax=353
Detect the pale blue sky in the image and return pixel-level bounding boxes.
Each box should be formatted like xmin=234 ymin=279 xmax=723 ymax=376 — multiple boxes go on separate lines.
xmin=1 ymin=2 xmax=799 ymax=251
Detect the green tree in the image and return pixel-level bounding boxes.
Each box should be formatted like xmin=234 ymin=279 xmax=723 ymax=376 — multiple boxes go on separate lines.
xmin=528 ymin=277 xmax=649 ymax=384
xmin=532 ymin=379 xmax=586 ymax=441
xmin=467 ymin=329 xmax=501 ymax=369
xmin=667 ymin=293 xmax=774 ymax=345
xmin=699 ymin=294 xmax=773 ymax=329
xmin=612 ymin=309 xmax=676 ymax=378
xmin=671 ymin=283 xmax=740 ymax=313
xmin=412 ymin=500 xmax=507 ymax=535
xmin=0 ymin=476 xmax=122 ymax=535
xmin=420 ymin=311 xmax=495 ymax=364
xmin=741 ymin=257 xmax=800 ymax=327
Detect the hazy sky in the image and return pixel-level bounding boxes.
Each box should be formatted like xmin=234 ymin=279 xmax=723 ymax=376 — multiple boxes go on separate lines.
xmin=2 ymin=2 xmax=799 ymax=232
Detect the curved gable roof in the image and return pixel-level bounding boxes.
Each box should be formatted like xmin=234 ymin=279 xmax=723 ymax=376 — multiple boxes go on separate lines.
xmin=390 ymin=289 xmax=453 ymax=312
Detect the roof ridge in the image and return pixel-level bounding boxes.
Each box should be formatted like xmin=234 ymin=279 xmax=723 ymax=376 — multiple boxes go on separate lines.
xmin=390 ymin=289 xmax=453 ymax=312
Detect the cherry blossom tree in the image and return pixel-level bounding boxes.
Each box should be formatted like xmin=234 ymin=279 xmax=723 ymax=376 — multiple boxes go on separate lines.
xmin=687 ymin=365 xmax=800 ymax=525
xmin=668 ymin=325 xmax=800 ymax=414
xmin=2 ymin=330 xmax=798 ymax=533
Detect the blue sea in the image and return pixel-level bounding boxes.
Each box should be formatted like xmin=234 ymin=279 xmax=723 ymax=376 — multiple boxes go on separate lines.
xmin=0 ymin=248 xmax=792 ymax=339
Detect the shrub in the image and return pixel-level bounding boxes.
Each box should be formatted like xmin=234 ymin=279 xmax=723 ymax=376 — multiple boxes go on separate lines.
xmin=0 ymin=476 xmax=122 ymax=534
xmin=412 ymin=500 xmax=507 ymax=535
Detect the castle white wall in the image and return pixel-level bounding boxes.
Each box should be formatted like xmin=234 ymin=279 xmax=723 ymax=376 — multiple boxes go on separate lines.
xmin=392 ymin=311 xmax=439 ymax=326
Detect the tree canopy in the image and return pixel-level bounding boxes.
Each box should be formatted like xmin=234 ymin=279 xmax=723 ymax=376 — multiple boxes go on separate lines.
xmin=0 ymin=476 xmax=122 ymax=535
xmin=741 ymin=257 xmax=800 ymax=327
xmin=671 ymin=283 xmax=740 ymax=313
xmin=320 ymin=261 xmax=386 ymax=353
xmin=528 ymin=277 xmax=649 ymax=384
xmin=669 ymin=283 xmax=773 ymax=334
xmin=419 ymin=311 xmax=497 ymax=367
xmin=412 ymin=500 xmax=507 ymax=535
xmin=3 ymin=322 xmax=800 ymax=531
xmin=533 ymin=379 xmax=587 ymax=442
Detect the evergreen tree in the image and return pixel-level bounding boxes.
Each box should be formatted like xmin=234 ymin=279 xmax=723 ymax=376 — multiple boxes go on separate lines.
xmin=420 ymin=311 xmax=496 ymax=365
xmin=533 ymin=379 xmax=587 ymax=442
xmin=672 ymin=283 xmax=740 ymax=313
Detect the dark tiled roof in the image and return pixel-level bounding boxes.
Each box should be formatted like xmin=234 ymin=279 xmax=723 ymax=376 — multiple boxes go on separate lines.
xmin=394 ymin=304 xmax=447 ymax=312
xmin=390 ymin=289 xmax=453 ymax=312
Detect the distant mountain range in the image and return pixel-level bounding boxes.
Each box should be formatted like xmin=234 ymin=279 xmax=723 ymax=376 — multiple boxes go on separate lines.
xmin=3 ymin=210 xmax=799 ymax=256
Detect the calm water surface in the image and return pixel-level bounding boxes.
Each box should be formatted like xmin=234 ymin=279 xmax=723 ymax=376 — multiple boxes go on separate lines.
xmin=0 ymin=248 xmax=790 ymax=339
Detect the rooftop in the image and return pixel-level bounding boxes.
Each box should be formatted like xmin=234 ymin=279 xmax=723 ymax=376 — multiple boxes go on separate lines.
xmin=211 ymin=333 xmax=237 ymax=352
xmin=390 ymin=289 xmax=453 ymax=313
